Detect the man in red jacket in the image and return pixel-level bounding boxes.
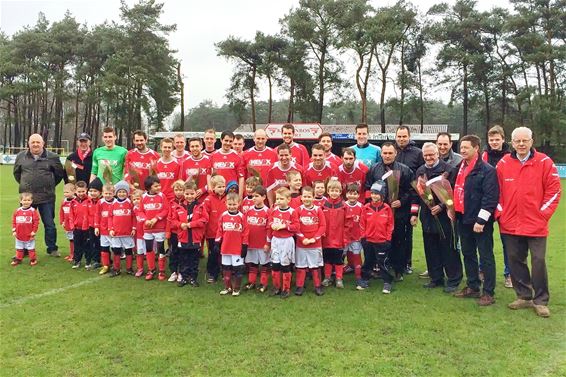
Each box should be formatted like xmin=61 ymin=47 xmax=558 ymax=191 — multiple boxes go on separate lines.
xmin=496 ymin=127 xmax=561 ymax=318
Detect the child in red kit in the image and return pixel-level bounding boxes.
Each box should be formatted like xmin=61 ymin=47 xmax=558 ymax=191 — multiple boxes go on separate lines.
xmin=215 ymin=193 xmax=247 ymax=296
xmin=87 ymin=178 xmax=103 ymax=270
xmin=321 ymin=180 xmax=346 ymax=288
xmin=242 ymin=186 xmax=270 ymax=292
xmin=109 ymin=180 xmax=136 ymax=276
xmin=70 ymin=181 xmax=91 ymax=269
xmin=286 ymin=171 xmax=303 ymax=209
xmin=240 ymin=176 xmax=260 ymax=214
xmin=344 ymin=184 xmax=364 ymax=283
xmin=295 ymin=186 xmax=326 ymax=296
xmin=202 ymin=175 xmax=227 ymax=283
xmin=131 ymin=190 xmax=147 ymax=277
xmin=268 ymin=187 xmax=300 ymax=299
xmin=140 ymin=175 xmax=170 ymax=281
xmin=60 ymin=183 xmax=76 ymax=262
xmin=167 ymin=180 xmax=186 ymax=283
xmin=173 ymin=181 xmax=209 ymax=287
xmin=358 ymin=180 xmax=394 ymax=294
xmin=312 ymin=181 xmax=327 ymax=208
xmin=96 ymin=183 xmax=116 ymax=275
xmin=11 ymin=192 xmax=40 ymax=266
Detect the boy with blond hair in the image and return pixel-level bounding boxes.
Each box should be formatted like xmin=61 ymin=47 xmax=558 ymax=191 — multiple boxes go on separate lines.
xmin=11 ymin=192 xmax=40 ymax=266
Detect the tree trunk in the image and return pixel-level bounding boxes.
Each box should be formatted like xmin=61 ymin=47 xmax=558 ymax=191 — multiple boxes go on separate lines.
xmin=355 ymin=51 xmax=366 ymax=124
xmin=418 ymin=60 xmax=424 ymax=130
xmin=317 ymin=49 xmax=326 ymax=123
xmin=287 ymin=78 xmax=295 ymax=123
xmin=462 ymin=64 xmax=468 ymax=136
xmin=74 ymin=81 xmax=81 ymax=151
xmin=250 ymin=66 xmax=257 ymax=131
xmin=379 ymin=66 xmax=387 ymax=131
xmin=267 ymin=74 xmax=273 ymax=124
xmin=483 ymin=84 xmax=491 ymax=132
xmin=399 ymin=41 xmax=405 ymax=126
xmin=177 ymin=62 xmax=185 ymax=131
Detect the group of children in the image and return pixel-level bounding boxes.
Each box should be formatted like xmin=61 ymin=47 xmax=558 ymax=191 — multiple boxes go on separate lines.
xmin=11 ymin=169 xmax=396 ymax=298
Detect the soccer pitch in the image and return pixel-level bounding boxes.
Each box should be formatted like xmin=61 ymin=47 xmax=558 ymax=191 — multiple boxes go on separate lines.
xmin=0 ymin=165 xmax=564 ymax=376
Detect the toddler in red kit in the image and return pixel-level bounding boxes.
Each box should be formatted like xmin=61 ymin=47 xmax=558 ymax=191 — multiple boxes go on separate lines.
xmin=11 ymin=192 xmax=40 ymax=266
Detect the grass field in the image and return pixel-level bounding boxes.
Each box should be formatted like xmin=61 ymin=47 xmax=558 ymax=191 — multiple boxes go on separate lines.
xmin=0 ymin=165 xmax=564 ymax=376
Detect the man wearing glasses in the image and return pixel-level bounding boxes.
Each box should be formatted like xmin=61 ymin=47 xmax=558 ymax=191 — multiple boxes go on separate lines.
xmin=495 ymin=127 xmax=561 ymax=317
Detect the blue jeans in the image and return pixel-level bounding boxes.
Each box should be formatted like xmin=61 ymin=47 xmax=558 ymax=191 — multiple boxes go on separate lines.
xmin=35 ymin=201 xmax=58 ymax=253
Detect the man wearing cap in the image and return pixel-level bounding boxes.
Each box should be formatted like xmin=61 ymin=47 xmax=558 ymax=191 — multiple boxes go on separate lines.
xmin=13 ymin=134 xmax=65 ymax=256
xmin=66 ymin=133 xmax=93 ymax=183
xmin=90 ymin=126 xmax=128 ymax=184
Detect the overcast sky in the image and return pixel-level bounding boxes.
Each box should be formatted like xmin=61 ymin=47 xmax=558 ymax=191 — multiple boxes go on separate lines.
xmin=1 ymin=0 xmax=510 ymax=114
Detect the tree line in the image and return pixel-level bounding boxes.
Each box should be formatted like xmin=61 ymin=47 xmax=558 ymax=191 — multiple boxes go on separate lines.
xmin=211 ymin=0 xmax=564 ymax=152
xmin=0 ymin=0 xmax=179 ymax=150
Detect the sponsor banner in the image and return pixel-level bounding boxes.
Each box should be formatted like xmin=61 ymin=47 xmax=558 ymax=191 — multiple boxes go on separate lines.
xmin=264 ymin=123 xmax=323 ymax=140
xmin=1 ymin=154 xmax=67 ymax=165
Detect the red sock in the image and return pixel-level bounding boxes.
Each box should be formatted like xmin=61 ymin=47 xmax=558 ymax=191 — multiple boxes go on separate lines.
xmin=272 ymin=270 xmax=281 ymax=290
xmin=347 ymin=251 xmax=354 ymax=267
xmin=353 ymin=254 xmax=362 ymax=279
xmin=260 ymin=267 xmax=270 ymax=287
xmin=113 ymin=254 xmax=121 ymax=271
xmin=282 ymin=272 xmax=292 ymax=291
xmin=126 ymin=255 xmax=133 ymax=270
xmin=248 ymin=265 xmax=258 ymax=285
xmin=296 ymin=268 xmax=307 ymax=288
xmin=101 ymin=252 xmax=111 ymax=267
xmin=15 ymin=249 xmax=24 ymax=260
xmin=69 ymin=241 xmax=74 ymax=259
xmin=146 ymin=251 xmax=156 ymax=270
xmin=335 ymin=264 xmax=344 ymax=279
xmin=136 ymin=255 xmax=144 ymax=270
xmin=28 ymin=249 xmax=37 ymax=261
xmin=311 ymin=268 xmax=321 ymax=287
xmin=324 ymin=263 xmax=332 ymax=279
xmin=223 ymin=269 xmax=232 ymax=289
xmin=158 ymin=257 xmax=166 ymax=273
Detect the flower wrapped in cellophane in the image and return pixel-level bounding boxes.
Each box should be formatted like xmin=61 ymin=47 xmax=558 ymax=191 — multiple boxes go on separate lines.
xmin=411 ymin=176 xmax=445 ymax=238
xmin=64 ymin=160 xmax=77 ymax=182
xmin=426 ymin=175 xmax=457 ymax=248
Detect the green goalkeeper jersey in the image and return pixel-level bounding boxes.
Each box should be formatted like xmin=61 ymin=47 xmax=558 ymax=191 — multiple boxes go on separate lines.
xmin=91 ymin=145 xmax=128 ymax=184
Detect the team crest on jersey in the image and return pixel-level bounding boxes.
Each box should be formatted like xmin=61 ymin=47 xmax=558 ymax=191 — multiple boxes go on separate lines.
xmin=63 ymin=207 xmax=70 ymax=214
xmin=101 ymin=210 xmax=109 ymax=217
xmin=15 ymin=215 xmax=33 ymax=224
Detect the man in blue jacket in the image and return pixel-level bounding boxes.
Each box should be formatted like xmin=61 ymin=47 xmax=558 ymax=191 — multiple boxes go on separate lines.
xmin=453 ymin=135 xmax=499 ymax=306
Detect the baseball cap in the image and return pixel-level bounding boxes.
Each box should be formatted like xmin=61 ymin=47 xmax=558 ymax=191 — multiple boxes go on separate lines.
xmin=78 ymin=132 xmax=91 ymax=140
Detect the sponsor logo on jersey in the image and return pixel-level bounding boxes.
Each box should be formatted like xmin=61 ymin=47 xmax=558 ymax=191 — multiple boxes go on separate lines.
xmin=247 ymin=215 xmax=267 ymax=226
xmin=130 ymin=161 xmax=151 ymax=169
xmin=222 ymin=221 xmax=243 ymax=231
xmin=157 ymin=171 xmax=176 ymax=180
xmin=214 ymin=161 xmax=236 ymax=169
xmin=249 ymin=159 xmax=272 ymax=167
xmin=113 ymin=209 xmax=132 ymax=216
xmin=300 ymin=216 xmax=318 ymax=225
xmin=144 ymin=202 xmax=162 ymax=211
xmin=15 ymin=215 xmax=33 ymax=224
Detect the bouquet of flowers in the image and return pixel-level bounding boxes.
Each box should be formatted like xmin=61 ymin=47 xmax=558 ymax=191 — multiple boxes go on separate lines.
xmin=102 ymin=160 xmax=113 ymax=183
xmin=426 ymin=175 xmax=457 ymax=248
xmin=382 ymin=170 xmax=400 ymax=204
xmin=148 ymin=159 xmax=158 ymax=177
xmin=64 ymin=160 xmax=77 ymax=182
xmin=184 ymin=168 xmax=200 ymax=187
xmin=247 ymin=165 xmax=263 ymax=186
xmin=127 ymin=167 xmax=141 ymax=189
xmin=411 ymin=176 xmax=445 ymax=238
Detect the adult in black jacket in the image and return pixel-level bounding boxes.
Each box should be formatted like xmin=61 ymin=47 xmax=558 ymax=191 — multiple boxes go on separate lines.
xmin=453 ymin=135 xmax=499 ymax=306
xmin=413 ymin=143 xmax=462 ymax=292
xmin=65 ymin=133 xmax=93 ymax=183
xmin=365 ymin=142 xmax=416 ymax=279
xmin=395 ymin=126 xmax=425 ymax=174
xmin=13 ymin=134 xmax=65 ymax=256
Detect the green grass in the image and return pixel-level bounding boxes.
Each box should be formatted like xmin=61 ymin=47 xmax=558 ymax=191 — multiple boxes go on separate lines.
xmin=0 ymin=165 xmax=565 ymax=376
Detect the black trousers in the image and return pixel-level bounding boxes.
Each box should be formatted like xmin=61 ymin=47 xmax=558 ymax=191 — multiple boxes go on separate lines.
xmin=169 ymin=233 xmax=179 ymax=272
xmin=404 ymin=224 xmax=414 ymax=268
xmin=458 ymin=219 xmax=496 ymax=296
xmin=362 ymin=241 xmax=394 ymax=284
xmin=422 ymin=231 xmax=463 ymax=288
xmin=206 ymin=238 xmax=220 ymax=279
xmin=88 ymin=227 xmax=100 ymax=264
xmin=73 ymin=229 xmax=89 ymax=264
xmin=502 ymin=235 xmax=549 ymax=305
xmin=391 ymin=217 xmax=410 ymax=275
xmin=179 ymin=246 xmax=200 ymax=281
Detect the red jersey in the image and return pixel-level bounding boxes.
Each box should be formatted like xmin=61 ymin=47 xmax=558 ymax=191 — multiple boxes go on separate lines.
xmin=289 ymin=193 xmax=302 ymax=209
xmin=110 ymin=198 xmax=135 ymax=237
xmin=171 ymin=201 xmax=208 ymax=247
xmin=172 ymin=150 xmax=190 ymax=164
xmin=87 ymin=197 xmax=99 ymax=228
xmin=303 ymin=161 xmax=338 ymax=187
xmin=59 ymin=198 xmax=74 ymax=231
xmin=95 ymin=198 xmax=115 ymax=236
xmin=12 ymin=206 xmax=40 ymax=241
xmin=140 ymin=192 xmax=170 ymax=233
xmin=267 ymin=206 xmax=300 ymax=240
xmin=181 ymin=154 xmax=212 ymax=200
xmin=124 ymin=148 xmax=160 ymax=188
xmin=167 ymin=198 xmax=185 ymax=234
xmin=313 ymin=196 xmax=327 ymax=208
xmin=240 ymin=195 xmax=255 ymax=214
xmin=202 ymin=193 xmax=227 ymax=239
xmin=326 ymin=152 xmax=341 ymax=168
xmin=289 ymin=142 xmax=310 ymax=167
xmin=296 ymin=205 xmax=326 ymax=249
xmin=243 ymin=205 xmax=270 ymax=249
xmin=155 ymin=157 xmax=181 ymax=202
xmin=133 ymin=205 xmax=146 ymax=240
xmin=338 ymin=160 xmax=368 ymax=201
xmin=70 ymin=196 xmax=91 ymax=231
xmin=361 ymin=201 xmax=393 ymax=243
xmin=211 ymin=149 xmax=245 ymax=185
xmin=344 ymin=201 xmax=363 ymax=243
xmin=266 ymin=162 xmax=303 ymax=192
xmin=215 ymin=211 xmax=245 ymax=255
xmin=243 ymin=146 xmax=277 ymax=185
xmin=321 ymin=197 xmax=346 ymax=249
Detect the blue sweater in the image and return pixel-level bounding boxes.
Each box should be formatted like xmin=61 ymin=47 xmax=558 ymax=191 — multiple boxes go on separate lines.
xmin=351 ymin=143 xmax=381 ymax=168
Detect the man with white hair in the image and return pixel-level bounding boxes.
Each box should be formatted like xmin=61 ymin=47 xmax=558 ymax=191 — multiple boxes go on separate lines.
xmin=496 ymin=127 xmax=561 ymax=317
xmin=412 ymin=142 xmax=462 ymax=293
xmin=13 ymin=134 xmax=65 ymax=256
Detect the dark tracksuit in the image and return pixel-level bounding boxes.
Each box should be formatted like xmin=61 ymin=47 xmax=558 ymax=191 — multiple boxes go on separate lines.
xmin=415 ymin=160 xmax=462 ymax=288
xmin=456 ymin=157 xmax=499 ymax=296
xmin=365 ymin=161 xmax=416 ymax=276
